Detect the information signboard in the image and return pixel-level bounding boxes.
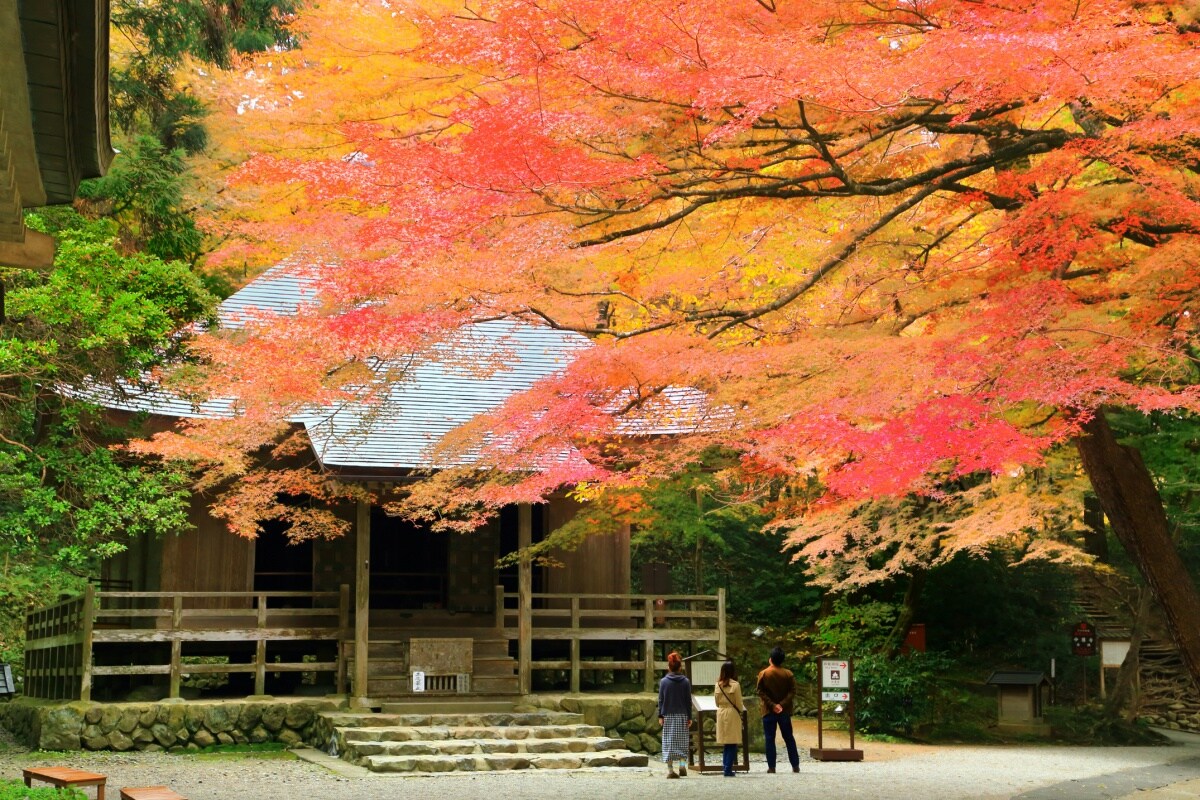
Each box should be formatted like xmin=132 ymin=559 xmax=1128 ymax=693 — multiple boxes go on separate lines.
xmin=821 ymin=659 xmax=850 ymax=689
xmin=1071 ymin=622 xmax=1097 ymax=657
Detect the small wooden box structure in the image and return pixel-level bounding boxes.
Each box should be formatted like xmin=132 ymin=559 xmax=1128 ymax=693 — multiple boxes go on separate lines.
xmin=410 ymin=638 xmax=472 ymax=693
xmin=986 ymin=670 xmax=1052 ymax=734
xmin=0 ymin=663 xmax=14 ymax=698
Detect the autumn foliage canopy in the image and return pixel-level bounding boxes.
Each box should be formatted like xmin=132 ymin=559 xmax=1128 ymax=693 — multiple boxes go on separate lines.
xmin=150 ymin=0 xmax=1200 ymax=551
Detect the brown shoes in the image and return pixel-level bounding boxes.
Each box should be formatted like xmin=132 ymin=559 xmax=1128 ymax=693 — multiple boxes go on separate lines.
xmin=678 ymin=766 xmax=687 ymax=777
xmin=666 ymin=770 xmax=679 ymax=779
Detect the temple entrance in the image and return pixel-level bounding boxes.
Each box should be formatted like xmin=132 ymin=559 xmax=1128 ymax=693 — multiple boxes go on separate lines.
xmin=369 ymin=507 xmax=449 ymax=609
xmin=254 ymin=521 xmax=314 ymax=594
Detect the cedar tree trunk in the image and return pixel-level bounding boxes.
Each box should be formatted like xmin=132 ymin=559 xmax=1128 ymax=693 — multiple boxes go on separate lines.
xmin=1075 ymin=411 xmax=1200 ymax=690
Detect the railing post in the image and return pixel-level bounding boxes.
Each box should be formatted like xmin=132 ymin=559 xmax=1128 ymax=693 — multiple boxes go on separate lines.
xmin=169 ymin=594 xmax=183 ymax=699
xmin=494 ymin=585 xmax=505 ymax=630
xmin=79 ymin=586 xmax=95 ymax=702
xmin=643 ymin=597 xmax=656 ymax=692
xmin=337 ymin=584 xmax=349 ymax=696
xmin=717 ymin=588 xmax=727 ymax=656
xmin=255 ymin=594 xmax=267 ymax=696
xmin=517 ymin=503 xmax=533 ymax=696
xmin=569 ymin=596 xmax=581 ymax=693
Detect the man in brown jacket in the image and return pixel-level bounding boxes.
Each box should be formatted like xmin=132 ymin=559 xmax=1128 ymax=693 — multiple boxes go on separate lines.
xmin=756 ymin=646 xmax=799 ymax=773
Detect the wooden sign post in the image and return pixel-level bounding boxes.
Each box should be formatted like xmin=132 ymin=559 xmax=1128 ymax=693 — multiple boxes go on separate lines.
xmin=811 ymin=657 xmax=864 ymax=762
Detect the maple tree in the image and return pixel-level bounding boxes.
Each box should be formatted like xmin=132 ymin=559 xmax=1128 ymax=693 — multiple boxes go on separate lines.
xmin=160 ymin=0 xmax=1200 ymax=683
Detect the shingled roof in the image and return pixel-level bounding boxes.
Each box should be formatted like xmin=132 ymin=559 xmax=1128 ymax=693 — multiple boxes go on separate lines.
xmin=81 ymin=263 xmax=709 ymax=474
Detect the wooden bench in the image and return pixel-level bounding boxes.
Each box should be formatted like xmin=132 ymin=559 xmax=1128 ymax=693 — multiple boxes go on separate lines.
xmin=23 ymin=766 xmax=107 ymax=800
xmin=119 ymin=787 xmax=187 ymax=800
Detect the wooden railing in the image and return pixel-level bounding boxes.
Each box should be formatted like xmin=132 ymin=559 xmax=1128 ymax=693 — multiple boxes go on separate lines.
xmin=25 ymin=586 xmax=350 ymax=701
xmin=24 ymin=593 xmax=93 ymax=700
xmin=496 ymin=589 xmax=726 ymax=692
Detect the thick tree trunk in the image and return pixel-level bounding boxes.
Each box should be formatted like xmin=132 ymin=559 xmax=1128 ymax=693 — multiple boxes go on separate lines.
xmin=1076 ymin=412 xmax=1200 ymax=691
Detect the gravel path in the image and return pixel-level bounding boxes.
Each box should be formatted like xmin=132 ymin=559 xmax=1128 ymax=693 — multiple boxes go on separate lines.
xmin=3 ymin=725 xmax=1199 ymax=800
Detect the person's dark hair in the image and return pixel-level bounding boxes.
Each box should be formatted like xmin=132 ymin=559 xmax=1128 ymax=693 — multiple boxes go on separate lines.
xmin=769 ymin=646 xmax=786 ymax=667
xmin=667 ymin=651 xmax=683 ymax=673
xmin=718 ymin=660 xmax=736 ymax=686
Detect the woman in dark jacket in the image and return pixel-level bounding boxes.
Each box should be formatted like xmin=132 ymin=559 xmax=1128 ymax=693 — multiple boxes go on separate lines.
xmin=657 ymin=651 xmax=693 ymax=778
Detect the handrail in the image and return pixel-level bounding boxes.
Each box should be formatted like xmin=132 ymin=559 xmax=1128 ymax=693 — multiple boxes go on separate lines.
xmin=24 ymin=586 xmax=350 ymax=701
xmin=496 ymin=585 xmax=726 ymax=692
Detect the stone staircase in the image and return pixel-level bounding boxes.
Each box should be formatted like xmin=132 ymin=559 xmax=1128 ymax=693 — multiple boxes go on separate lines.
xmin=1075 ymin=571 xmax=1200 ymax=730
xmin=318 ymin=707 xmax=650 ymax=773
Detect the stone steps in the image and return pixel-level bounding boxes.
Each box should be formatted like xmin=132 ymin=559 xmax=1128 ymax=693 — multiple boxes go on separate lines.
xmin=342 ymin=723 xmax=605 ymax=744
xmin=347 ymin=735 xmax=625 ymax=758
xmin=365 ymin=750 xmax=649 ymax=773
xmin=321 ymin=708 xmax=649 ymax=774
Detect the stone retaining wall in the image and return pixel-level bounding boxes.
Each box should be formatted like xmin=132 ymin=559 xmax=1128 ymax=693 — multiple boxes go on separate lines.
xmin=0 ymin=697 xmax=344 ymax=752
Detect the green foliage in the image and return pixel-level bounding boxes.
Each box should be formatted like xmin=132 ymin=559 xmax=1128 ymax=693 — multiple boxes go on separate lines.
xmin=113 ymin=0 xmax=301 ymax=69
xmin=0 ymin=779 xmax=86 ymax=800
xmin=920 ymin=552 xmax=1077 ymax=668
xmin=811 ymin=598 xmax=900 ymax=656
xmin=627 ymin=460 xmax=822 ymax=627
xmin=0 ymin=212 xmax=209 ymax=563
xmin=852 ymin=651 xmax=955 ymax=737
xmin=77 ymin=137 xmax=204 ymax=264
xmin=0 ymin=212 xmax=205 ymax=680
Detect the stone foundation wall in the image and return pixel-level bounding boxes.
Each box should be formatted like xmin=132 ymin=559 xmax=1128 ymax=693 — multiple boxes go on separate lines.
xmin=0 ymin=697 xmax=344 ymax=752
xmin=520 ymin=695 xmax=664 ymax=755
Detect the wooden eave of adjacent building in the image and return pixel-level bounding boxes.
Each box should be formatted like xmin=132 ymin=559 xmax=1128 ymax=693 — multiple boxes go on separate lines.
xmin=0 ymin=0 xmax=113 ymax=268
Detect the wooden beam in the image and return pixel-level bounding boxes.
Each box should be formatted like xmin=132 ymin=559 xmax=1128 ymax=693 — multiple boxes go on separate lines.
xmin=354 ymin=500 xmax=371 ymax=705
xmin=518 ymin=502 xmax=532 ymax=696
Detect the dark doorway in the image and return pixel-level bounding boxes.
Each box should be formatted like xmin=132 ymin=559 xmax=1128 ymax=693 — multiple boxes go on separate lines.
xmin=369 ymin=507 xmax=450 ymax=609
xmin=254 ymin=520 xmax=314 ymax=594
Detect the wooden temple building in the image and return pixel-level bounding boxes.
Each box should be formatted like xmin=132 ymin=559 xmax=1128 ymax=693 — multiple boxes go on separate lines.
xmin=24 ymin=265 xmax=725 ymax=705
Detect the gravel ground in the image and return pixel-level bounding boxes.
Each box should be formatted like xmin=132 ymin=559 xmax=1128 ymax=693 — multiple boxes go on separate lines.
xmin=3 ymin=722 xmax=1200 ymax=800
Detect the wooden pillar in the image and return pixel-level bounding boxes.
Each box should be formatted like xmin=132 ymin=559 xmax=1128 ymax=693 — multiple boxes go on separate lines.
xmin=353 ymin=500 xmax=371 ymax=705
xmin=518 ymin=502 xmax=532 ymax=696
xmin=569 ymin=596 xmax=581 ymax=693
xmin=717 ymin=588 xmax=727 ymax=656
xmin=643 ymin=598 xmax=656 ymax=692
xmin=254 ymin=594 xmax=267 ymax=696
xmin=169 ymin=594 xmax=183 ymax=699
xmin=336 ymin=583 xmax=350 ymax=696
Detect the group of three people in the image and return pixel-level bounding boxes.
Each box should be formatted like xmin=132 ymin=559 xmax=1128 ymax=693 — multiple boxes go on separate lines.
xmin=656 ymin=646 xmax=800 ymax=778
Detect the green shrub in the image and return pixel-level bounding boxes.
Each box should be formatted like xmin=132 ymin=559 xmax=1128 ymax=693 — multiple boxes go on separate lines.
xmin=0 ymin=779 xmax=86 ymax=800
xmin=853 ymin=651 xmax=953 ymax=737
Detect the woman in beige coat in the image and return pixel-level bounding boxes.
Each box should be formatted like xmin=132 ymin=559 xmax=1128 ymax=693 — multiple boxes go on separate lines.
xmin=714 ymin=660 xmax=745 ymax=777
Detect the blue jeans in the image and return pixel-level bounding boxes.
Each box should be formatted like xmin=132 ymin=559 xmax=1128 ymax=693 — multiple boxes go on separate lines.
xmin=763 ymin=712 xmax=799 ymax=770
xmin=722 ymin=743 xmax=738 ymax=775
